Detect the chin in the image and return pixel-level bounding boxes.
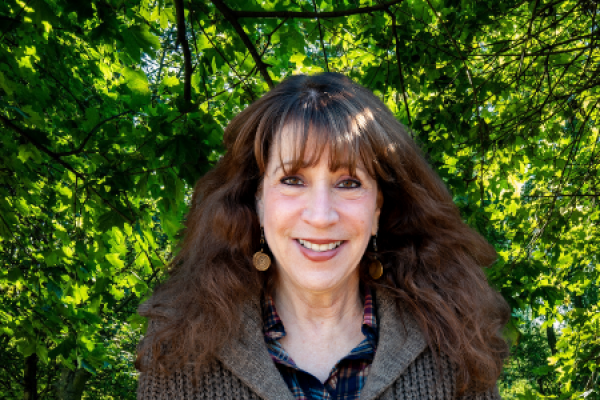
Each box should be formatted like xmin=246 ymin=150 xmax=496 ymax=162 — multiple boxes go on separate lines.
xmin=285 ymin=269 xmax=359 ymax=293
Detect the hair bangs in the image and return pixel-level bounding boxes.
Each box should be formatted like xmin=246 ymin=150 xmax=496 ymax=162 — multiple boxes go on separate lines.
xmin=257 ymin=90 xmax=381 ymax=179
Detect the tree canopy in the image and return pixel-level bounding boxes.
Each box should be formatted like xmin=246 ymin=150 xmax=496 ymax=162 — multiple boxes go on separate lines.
xmin=1 ymin=0 xmax=598 ymax=399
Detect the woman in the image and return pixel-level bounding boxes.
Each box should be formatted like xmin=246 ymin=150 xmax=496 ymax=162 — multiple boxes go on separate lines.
xmin=136 ymin=73 xmax=510 ymax=399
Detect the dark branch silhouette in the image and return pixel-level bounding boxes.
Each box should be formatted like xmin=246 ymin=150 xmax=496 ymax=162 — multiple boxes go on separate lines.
xmin=0 ymin=115 xmax=86 ymax=181
xmin=212 ymin=0 xmax=274 ymax=88
xmin=389 ymin=11 xmax=411 ymax=126
xmin=175 ymin=0 xmax=193 ymax=104
xmin=232 ymin=0 xmax=406 ymax=19
xmin=56 ymin=111 xmax=134 ymax=157
xmin=313 ymin=0 xmax=329 ymax=72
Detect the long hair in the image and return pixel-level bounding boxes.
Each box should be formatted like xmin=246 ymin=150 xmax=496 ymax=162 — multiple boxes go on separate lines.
xmin=136 ymin=73 xmax=509 ymax=395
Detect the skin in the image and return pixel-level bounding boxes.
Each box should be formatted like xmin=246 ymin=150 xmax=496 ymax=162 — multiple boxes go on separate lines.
xmin=256 ymin=132 xmax=381 ymax=383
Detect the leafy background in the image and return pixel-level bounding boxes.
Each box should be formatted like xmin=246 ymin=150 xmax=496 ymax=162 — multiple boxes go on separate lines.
xmin=0 ymin=0 xmax=598 ymax=399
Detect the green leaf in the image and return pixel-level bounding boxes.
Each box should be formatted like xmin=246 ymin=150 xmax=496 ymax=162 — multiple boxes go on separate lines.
xmin=123 ymin=67 xmax=149 ymax=96
xmin=6 ymin=268 xmax=23 ymax=282
xmin=48 ymin=337 xmax=76 ymax=360
xmin=17 ymin=338 xmax=37 ymax=357
xmin=105 ymin=253 xmax=125 ymax=269
xmin=97 ymin=210 xmax=127 ymax=231
xmin=122 ymin=25 xmax=160 ymax=62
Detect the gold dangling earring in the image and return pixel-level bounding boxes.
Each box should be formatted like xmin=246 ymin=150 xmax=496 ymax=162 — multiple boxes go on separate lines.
xmin=253 ymin=228 xmax=271 ymax=271
xmin=369 ymin=234 xmax=383 ymax=279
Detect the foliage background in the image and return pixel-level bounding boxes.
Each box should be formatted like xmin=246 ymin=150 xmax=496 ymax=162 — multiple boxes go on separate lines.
xmin=0 ymin=0 xmax=598 ymax=399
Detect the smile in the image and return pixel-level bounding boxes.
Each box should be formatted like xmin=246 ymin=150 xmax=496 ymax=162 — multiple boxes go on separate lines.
xmin=297 ymin=239 xmax=343 ymax=252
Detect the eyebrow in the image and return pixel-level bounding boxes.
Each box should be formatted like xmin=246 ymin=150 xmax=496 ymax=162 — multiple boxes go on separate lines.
xmin=271 ymin=160 xmax=368 ymax=176
xmin=272 ymin=161 xmax=306 ymax=176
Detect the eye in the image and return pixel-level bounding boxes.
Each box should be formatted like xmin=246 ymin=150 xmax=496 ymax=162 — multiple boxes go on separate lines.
xmin=281 ymin=176 xmax=304 ymax=186
xmin=336 ymin=179 xmax=361 ymax=189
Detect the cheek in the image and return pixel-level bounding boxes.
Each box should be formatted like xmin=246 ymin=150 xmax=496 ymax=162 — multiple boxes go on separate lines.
xmin=340 ymin=205 xmax=377 ymax=233
xmin=263 ymin=193 xmax=301 ymax=227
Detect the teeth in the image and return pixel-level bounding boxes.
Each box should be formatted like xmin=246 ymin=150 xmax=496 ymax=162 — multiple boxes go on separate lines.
xmin=298 ymin=239 xmax=342 ymax=252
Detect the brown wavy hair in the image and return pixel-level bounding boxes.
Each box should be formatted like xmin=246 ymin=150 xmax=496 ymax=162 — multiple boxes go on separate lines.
xmin=136 ymin=72 xmax=510 ymax=395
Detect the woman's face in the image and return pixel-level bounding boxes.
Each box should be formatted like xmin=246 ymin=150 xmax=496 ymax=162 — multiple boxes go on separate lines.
xmin=257 ymin=132 xmax=381 ymax=294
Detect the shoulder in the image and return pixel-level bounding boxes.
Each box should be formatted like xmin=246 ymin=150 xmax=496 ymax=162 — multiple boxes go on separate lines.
xmin=373 ymin=288 xmax=502 ymax=400
xmin=374 ymin=340 xmax=501 ymax=399
xmin=135 ymin=294 xmax=276 ymax=400
xmin=137 ymin=358 xmax=262 ymax=400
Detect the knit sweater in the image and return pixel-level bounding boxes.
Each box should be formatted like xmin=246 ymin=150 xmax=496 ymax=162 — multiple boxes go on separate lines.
xmin=137 ymin=288 xmax=502 ymax=400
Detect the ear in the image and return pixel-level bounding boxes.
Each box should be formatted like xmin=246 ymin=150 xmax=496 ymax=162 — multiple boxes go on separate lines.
xmin=256 ymin=191 xmax=264 ymax=227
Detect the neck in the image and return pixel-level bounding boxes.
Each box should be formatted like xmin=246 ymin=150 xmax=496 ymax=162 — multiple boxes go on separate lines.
xmin=273 ymin=274 xmax=363 ymax=334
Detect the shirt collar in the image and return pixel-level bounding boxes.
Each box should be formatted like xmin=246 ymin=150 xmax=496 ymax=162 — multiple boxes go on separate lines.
xmin=262 ymin=292 xmax=285 ymax=341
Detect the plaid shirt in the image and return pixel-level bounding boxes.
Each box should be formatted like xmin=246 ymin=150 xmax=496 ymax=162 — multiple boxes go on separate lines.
xmin=262 ymin=287 xmax=378 ymax=400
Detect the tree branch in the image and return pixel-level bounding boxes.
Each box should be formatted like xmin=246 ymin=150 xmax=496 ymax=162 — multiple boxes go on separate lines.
xmin=425 ymin=0 xmax=486 ymax=204
xmin=212 ymin=0 xmax=274 ymax=88
xmin=87 ymin=186 xmax=134 ymax=224
xmin=34 ymin=62 xmax=86 ymax=112
xmin=195 ymin=18 xmax=256 ymax=99
xmin=23 ymin=353 xmax=38 ymax=400
xmin=154 ymin=26 xmax=176 ymax=86
xmin=232 ymin=0 xmax=406 ymax=19
xmin=114 ymin=252 xmax=162 ymax=313
xmin=313 ymin=0 xmax=329 ymax=72
xmin=0 ymin=213 xmax=18 ymax=243
xmin=166 ymin=71 xmax=255 ymax=123
xmin=174 ymin=0 xmax=193 ymax=104
xmin=55 ymin=111 xmax=133 ymax=157
xmin=0 ymin=0 xmax=30 ymax=40
xmin=0 ymin=115 xmax=86 ymax=181
xmin=1 ymin=115 xmax=139 ymax=229
xmin=472 ymin=45 xmax=594 ymax=58
xmin=260 ymin=18 xmax=289 ymax=56
xmin=525 ymin=193 xmax=600 ymax=198
xmin=389 ymin=11 xmax=411 ymax=126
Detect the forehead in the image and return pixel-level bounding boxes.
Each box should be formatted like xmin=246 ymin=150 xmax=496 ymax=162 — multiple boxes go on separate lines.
xmin=271 ymin=124 xmax=318 ymax=158
xmin=267 ymin=123 xmax=370 ymax=176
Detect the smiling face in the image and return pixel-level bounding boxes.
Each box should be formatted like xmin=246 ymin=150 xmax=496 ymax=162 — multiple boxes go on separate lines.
xmin=256 ymin=131 xmax=382 ymax=294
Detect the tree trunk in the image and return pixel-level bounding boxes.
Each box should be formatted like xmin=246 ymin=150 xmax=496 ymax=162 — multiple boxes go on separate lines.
xmin=56 ymin=368 xmax=91 ymax=400
xmin=23 ymin=353 xmax=38 ymax=400
xmin=537 ymin=377 xmax=546 ymax=395
xmin=547 ymin=325 xmax=557 ymax=356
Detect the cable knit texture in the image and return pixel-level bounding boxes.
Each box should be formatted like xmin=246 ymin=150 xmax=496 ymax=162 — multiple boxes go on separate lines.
xmin=137 ymin=288 xmax=502 ymax=400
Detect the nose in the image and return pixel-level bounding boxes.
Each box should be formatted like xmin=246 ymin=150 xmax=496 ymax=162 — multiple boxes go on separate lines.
xmin=301 ymin=183 xmax=339 ymax=228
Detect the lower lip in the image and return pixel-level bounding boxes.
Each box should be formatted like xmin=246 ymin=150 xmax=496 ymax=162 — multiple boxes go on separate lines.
xmin=295 ymin=240 xmax=344 ymax=261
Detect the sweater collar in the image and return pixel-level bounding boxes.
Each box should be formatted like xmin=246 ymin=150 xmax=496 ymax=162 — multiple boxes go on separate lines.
xmin=358 ymin=287 xmax=428 ymax=400
xmin=216 ymin=287 xmax=427 ymax=400
xmin=217 ymin=293 xmax=296 ymax=400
